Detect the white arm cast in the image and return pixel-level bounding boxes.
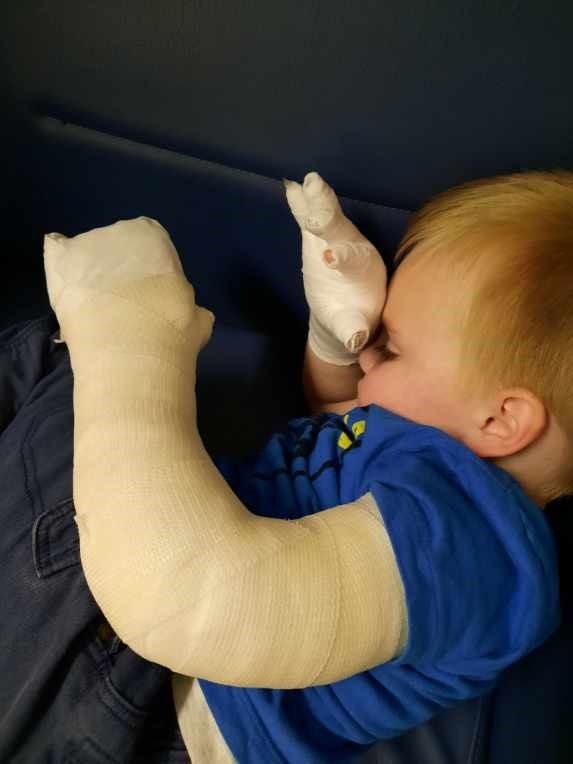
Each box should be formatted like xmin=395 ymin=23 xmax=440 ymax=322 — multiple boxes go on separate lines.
xmin=54 ymin=251 xmax=408 ymax=689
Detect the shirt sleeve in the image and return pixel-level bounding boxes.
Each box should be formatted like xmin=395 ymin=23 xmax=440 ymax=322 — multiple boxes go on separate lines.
xmin=363 ymin=449 xmax=561 ymax=675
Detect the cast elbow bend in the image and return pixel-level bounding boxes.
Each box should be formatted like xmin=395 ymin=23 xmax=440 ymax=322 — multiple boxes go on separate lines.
xmin=76 ymin=515 xmax=317 ymax=683
xmin=81 ymin=563 xmax=224 ymax=674
xmin=76 ymin=514 xmax=268 ymax=676
xmin=116 ymin=503 xmax=407 ymax=687
xmin=77 ymin=495 xmax=407 ymax=686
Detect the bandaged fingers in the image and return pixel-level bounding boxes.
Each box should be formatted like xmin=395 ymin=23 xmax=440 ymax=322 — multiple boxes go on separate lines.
xmin=44 ymin=217 xmax=184 ymax=317
xmin=43 ymin=217 xmax=215 ymax=359
xmin=300 ymin=226 xmax=387 ymax=363
xmin=284 ymin=171 xmax=359 ymax=241
xmin=284 ymin=171 xmax=341 ymax=235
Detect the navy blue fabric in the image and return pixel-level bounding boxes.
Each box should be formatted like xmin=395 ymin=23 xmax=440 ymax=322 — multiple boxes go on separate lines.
xmin=199 ymin=407 xmax=560 ymax=763
xmin=0 ymin=316 xmax=190 ymax=763
xmin=2 ymin=2 xmax=573 ymax=213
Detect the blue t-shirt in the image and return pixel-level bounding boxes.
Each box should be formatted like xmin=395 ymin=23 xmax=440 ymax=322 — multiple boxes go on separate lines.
xmin=199 ymin=405 xmax=561 ymax=763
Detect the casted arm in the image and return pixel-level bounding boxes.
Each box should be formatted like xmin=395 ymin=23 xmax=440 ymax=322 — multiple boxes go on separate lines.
xmin=67 ymin=273 xmax=407 ymax=688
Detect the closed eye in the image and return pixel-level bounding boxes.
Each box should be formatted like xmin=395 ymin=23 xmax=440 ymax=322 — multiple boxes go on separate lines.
xmin=378 ymin=345 xmax=399 ymax=361
xmin=372 ymin=327 xmax=399 ymax=360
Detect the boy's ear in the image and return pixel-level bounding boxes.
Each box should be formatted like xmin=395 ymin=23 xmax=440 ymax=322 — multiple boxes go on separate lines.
xmin=469 ymin=388 xmax=547 ymax=458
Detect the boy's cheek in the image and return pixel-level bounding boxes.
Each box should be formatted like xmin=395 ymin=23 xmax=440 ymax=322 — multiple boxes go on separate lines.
xmin=358 ymin=367 xmax=391 ymax=407
xmin=360 ymin=367 xmax=415 ymax=418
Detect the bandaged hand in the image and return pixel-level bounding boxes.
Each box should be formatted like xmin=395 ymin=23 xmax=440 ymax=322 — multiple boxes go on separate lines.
xmin=43 ymin=216 xmax=214 ymax=397
xmin=285 ymin=172 xmax=387 ymax=365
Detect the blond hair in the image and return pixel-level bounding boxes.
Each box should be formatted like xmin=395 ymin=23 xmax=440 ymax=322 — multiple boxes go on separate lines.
xmin=394 ymin=169 xmax=573 ymax=501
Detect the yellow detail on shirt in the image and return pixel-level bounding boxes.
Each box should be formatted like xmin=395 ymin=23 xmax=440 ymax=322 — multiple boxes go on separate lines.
xmin=338 ymin=415 xmax=367 ymax=450
xmin=352 ymin=420 xmax=366 ymax=437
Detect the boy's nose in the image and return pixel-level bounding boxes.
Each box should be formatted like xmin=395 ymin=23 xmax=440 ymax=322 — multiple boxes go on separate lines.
xmin=358 ymin=346 xmax=377 ymax=374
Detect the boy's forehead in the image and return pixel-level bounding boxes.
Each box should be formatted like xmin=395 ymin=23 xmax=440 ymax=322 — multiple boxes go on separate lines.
xmin=385 ymin=255 xmax=462 ymax=333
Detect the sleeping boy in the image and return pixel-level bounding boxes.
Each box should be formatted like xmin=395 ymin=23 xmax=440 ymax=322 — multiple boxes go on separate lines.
xmin=39 ymin=169 xmax=572 ymax=762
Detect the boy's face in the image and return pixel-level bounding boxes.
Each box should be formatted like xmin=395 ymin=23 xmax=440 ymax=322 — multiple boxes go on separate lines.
xmin=357 ymin=250 xmax=473 ymax=442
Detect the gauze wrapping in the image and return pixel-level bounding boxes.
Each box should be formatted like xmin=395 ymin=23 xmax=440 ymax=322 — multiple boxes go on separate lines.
xmin=44 ymin=223 xmax=407 ymax=688
xmin=285 ymin=172 xmax=388 ymax=365
xmin=302 ymin=229 xmax=387 ymax=364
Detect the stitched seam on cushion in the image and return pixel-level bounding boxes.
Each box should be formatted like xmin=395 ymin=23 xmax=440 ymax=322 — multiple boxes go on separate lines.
xmin=36 ymin=113 xmax=413 ymax=215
